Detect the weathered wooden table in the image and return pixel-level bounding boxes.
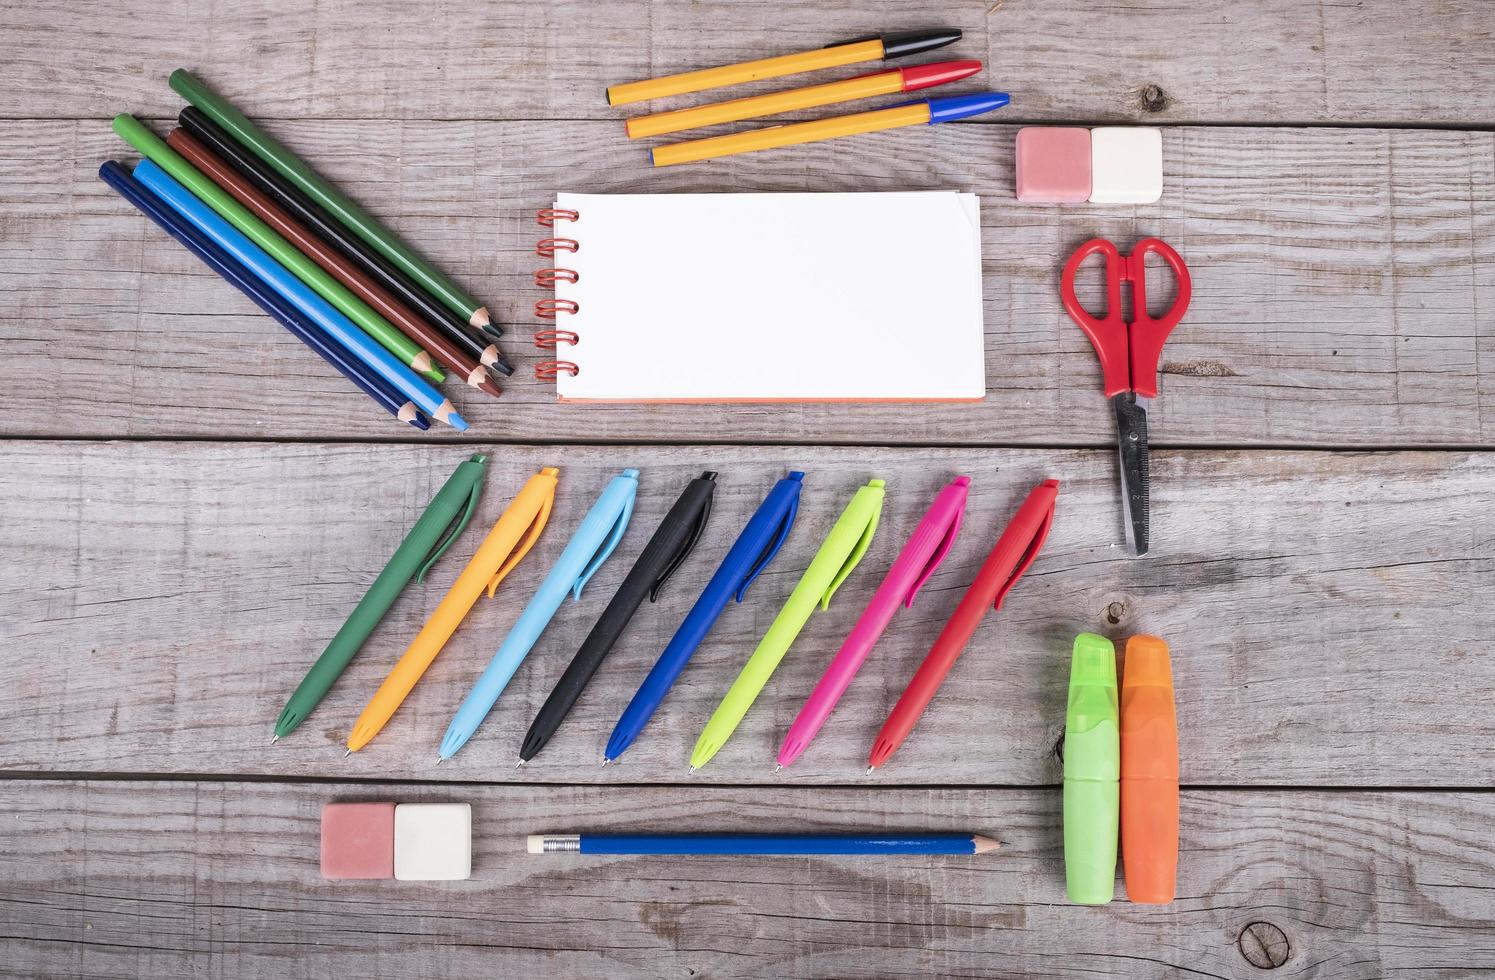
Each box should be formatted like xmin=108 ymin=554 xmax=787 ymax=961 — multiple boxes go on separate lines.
xmin=2 ymin=1 xmax=1492 ymax=976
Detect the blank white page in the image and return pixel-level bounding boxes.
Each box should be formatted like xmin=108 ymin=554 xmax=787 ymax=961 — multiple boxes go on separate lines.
xmin=550 ymin=191 xmax=984 ymax=402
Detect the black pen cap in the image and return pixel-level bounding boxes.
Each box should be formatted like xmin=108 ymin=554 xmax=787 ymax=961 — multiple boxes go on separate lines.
xmin=880 ymin=29 xmax=963 ymax=60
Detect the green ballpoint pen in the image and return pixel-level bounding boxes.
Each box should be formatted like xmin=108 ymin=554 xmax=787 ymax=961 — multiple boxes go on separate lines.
xmin=690 ymin=478 xmax=885 ymax=770
xmin=272 ymin=454 xmax=488 ymax=740
xmin=1063 ymin=632 xmax=1121 ymax=904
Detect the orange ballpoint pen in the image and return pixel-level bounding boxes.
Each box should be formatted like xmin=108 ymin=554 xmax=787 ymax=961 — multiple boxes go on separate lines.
xmin=1120 ymin=635 xmax=1180 ymax=903
xmin=345 ymin=467 xmax=558 ymax=753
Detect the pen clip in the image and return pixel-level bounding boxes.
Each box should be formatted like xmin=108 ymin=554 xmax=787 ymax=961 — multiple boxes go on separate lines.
xmin=571 ymin=482 xmax=636 ymax=601
xmin=735 ymin=489 xmax=799 ymax=604
xmin=821 ymin=484 xmax=885 ymax=610
xmin=487 ymin=490 xmax=555 ymax=598
xmin=992 ymin=480 xmax=1059 ymax=612
xmin=651 ymin=478 xmax=714 ymax=603
xmin=415 ymin=464 xmax=486 ymax=584
xmin=905 ymin=480 xmax=969 ymax=608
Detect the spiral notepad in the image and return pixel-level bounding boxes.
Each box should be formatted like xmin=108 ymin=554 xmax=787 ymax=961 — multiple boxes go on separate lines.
xmin=533 ymin=192 xmax=985 ymax=402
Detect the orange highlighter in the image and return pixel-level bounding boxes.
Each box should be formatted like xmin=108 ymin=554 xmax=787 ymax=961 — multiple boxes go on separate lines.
xmin=345 ymin=467 xmax=558 ymax=753
xmin=1120 ymin=635 xmax=1179 ymax=903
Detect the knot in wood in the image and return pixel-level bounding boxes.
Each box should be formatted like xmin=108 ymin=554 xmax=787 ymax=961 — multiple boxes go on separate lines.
xmin=1105 ymin=601 xmax=1127 ymax=625
xmin=1238 ymin=921 xmax=1290 ymax=969
xmin=1137 ymin=84 xmax=1170 ymax=113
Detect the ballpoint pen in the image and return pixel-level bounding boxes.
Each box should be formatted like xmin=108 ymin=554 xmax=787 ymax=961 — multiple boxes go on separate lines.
xmin=607 ymin=29 xmax=964 ymax=106
xmin=691 ymin=479 xmax=885 ymax=770
xmin=649 ymin=93 xmax=1011 ymax=168
xmin=1064 ymin=632 xmax=1120 ymax=905
xmin=275 ymin=454 xmax=487 ymax=740
xmin=439 ymin=469 xmax=640 ymax=760
xmin=778 ymin=476 xmax=970 ymax=770
xmin=604 ymin=471 xmax=805 ymax=764
xmin=867 ymin=478 xmax=1059 ymax=771
xmin=346 ymin=467 xmax=558 ymax=753
xmin=520 ymin=472 xmax=717 ymax=765
xmin=1120 ymin=635 xmax=1179 ymax=904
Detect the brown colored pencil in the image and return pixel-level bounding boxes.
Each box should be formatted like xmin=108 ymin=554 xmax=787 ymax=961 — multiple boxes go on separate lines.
xmin=167 ymin=127 xmax=501 ymax=398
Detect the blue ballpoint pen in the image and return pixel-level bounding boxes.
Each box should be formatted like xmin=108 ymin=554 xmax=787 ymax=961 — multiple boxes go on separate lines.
xmin=438 ymin=468 xmax=640 ymax=760
xmin=604 ymin=471 xmax=805 ymax=763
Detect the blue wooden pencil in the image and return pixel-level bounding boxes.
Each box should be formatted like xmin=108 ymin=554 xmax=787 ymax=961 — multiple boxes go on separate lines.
xmin=526 ymin=833 xmax=1000 ymax=856
xmin=98 ymin=161 xmax=430 ymax=430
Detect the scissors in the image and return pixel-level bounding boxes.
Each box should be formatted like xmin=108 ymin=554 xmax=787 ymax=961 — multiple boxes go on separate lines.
xmin=1061 ymin=237 xmax=1192 ymax=556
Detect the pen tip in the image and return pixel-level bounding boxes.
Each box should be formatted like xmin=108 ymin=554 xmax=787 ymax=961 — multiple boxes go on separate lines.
xmin=343 ymin=749 xmax=351 ymax=758
xmin=515 ymin=759 xmax=525 ymax=769
xmin=865 ymin=765 xmax=875 ymax=775
xmin=434 ymin=756 xmax=444 ymax=766
xmin=773 ymin=764 xmax=781 ymax=773
xmin=269 ymin=734 xmax=278 ymax=745
xmin=687 ymin=765 xmax=695 ymax=774
xmin=600 ymin=757 xmax=610 ymax=767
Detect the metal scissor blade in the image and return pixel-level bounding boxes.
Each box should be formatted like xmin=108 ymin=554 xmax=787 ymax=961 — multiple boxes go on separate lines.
xmin=1112 ymin=393 xmax=1151 ymax=556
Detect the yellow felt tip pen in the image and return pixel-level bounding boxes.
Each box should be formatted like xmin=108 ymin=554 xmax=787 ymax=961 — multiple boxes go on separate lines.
xmin=625 ymin=61 xmax=982 ymax=140
xmin=606 ymin=30 xmax=962 ymax=107
xmin=345 ymin=467 xmax=559 ymax=753
xmin=649 ymin=92 xmax=1010 ymax=168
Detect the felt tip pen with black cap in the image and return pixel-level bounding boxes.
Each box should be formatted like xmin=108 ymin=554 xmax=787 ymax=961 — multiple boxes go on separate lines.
xmin=519 ymin=471 xmax=718 ymax=765
xmin=603 ymin=471 xmax=804 ymax=764
xmin=650 ymin=93 xmax=1011 ymax=168
xmin=607 ymin=29 xmax=964 ymax=106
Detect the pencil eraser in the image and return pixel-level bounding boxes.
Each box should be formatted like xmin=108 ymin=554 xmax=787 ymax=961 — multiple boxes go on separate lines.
xmin=394 ymin=803 xmax=472 ymax=881
xmin=1014 ymin=127 xmax=1092 ymax=203
xmin=1089 ymin=127 xmax=1163 ymax=204
xmin=320 ymin=802 xmax=395 ymax=880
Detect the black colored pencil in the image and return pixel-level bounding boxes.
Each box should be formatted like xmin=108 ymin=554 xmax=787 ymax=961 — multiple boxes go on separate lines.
xmin=177 ymin=106 xmax=513 ymax=377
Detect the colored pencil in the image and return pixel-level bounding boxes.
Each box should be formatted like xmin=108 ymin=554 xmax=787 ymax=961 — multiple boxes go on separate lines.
xmin=177 ymin=107 xmax=511 ymax=369
xmin=166 ymin=127 xmax=502 ymax=398
xmin=98 ymin=161 xmax=428 ymax=430
xmin=112 ymin=114 xmax=443 ymax=385
xmin=170 ymin=69 xmax=495 ymax=331
xmin=133 ymin=158 xmax=466 ymax=430
xmin=527 ymin=833 xmax=999 ymax=856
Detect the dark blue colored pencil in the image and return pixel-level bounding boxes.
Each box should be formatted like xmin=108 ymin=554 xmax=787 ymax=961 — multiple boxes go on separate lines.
xmin=527 ymin=833 xmax=999 ymax=856
xmin=98 ymin=160 xmax=430 ymax=430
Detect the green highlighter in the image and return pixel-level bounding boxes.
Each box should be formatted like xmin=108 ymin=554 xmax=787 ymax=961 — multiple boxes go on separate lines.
xmin=690 ymin=478 xmax=886 ymax=770
xmin=1064 ymin=632 xmax=1120 ymax=904
xmin=273 ymin=454 xmax=488 ymax=740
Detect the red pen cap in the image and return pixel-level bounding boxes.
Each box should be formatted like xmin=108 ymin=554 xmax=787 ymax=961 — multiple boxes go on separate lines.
xmin=899 ymin=60 xmax=983 ymax=92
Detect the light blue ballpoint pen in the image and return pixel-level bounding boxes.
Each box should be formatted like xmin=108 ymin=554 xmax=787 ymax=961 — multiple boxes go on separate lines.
xmin=438 ymin=469 xmax=640 ymax=760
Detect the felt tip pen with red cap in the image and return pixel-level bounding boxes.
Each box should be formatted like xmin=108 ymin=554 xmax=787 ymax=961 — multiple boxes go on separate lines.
xmin=866 ymin=478 xmax=1059 ymax=772
xmin=650 ymin=92 xmax=1012 ymax=168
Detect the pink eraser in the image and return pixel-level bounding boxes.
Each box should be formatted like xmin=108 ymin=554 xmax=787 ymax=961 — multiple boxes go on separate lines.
xmin=1015 ymin=127 xmax=1092 ymax=203
xmin=320 ymin=802 xmax=395 ymax=880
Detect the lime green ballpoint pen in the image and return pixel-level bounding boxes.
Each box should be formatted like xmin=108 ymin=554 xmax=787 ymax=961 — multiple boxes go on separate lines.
xmin=690 ymin=478 xmax=885 ymax=770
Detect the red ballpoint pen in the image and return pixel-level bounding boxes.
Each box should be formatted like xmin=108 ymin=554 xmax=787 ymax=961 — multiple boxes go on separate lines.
xmin=867 ymin=478 xmax=1060 ymax=772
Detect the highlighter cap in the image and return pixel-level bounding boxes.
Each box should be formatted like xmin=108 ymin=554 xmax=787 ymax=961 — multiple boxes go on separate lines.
xmin=1070 ymin=632 xmax=1117 ymax=688
xmin=1122 ymin=635 xmax=1172 ymax=689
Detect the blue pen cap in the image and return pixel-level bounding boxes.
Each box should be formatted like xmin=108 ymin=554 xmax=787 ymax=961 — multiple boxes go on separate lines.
xmin=926 ymin=92 xmax=1011 ymax=123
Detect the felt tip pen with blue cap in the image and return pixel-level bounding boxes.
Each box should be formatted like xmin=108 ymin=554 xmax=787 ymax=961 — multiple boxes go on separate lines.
xmin=649 ymin=93 xmax=1011 ymax=167
xmin=438 ymin=469 xmax=640 ymax=760
xmin=604 ymin=471 xmax=805 ymax=763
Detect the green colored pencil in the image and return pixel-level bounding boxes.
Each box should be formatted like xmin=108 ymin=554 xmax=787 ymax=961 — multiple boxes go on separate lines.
xmin=111 ymin=114 xmax=442 ymax=383
xmin=274 ymin=454 xmax=489 ymax=740
xmin=169 ymin=69 xmax=493 ymax=332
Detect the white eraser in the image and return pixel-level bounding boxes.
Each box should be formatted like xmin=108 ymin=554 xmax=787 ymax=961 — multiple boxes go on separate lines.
xmin=1089 ymin=127 xmax=1163 ymax=204
xmin=526 ymin=835 xmax=544 ymax=854
xmin=394 ymin=803 xmax=472 ymax=881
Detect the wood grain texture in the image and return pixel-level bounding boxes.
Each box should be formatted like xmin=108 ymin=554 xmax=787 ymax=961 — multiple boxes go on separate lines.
xmin=1 ymin=779 xmax=1491 ymax=979
xmin=2 ymin=0 xmax=1493 ymax=125
xmin=1 ymin=441 xmax=1489 ymax=786
xmin=3 ymin=120 xmax=1493 ymax=445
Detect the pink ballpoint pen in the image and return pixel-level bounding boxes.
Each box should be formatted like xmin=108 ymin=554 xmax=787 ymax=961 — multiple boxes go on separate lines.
xmin=776 ymin=476 xmax=971 ymax=770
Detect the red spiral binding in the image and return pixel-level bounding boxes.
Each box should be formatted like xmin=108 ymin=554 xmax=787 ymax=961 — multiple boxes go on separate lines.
xmin=534 ymin=208 xmax=581 ymax=380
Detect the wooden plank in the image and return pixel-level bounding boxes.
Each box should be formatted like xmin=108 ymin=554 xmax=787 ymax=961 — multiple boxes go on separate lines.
xmin=1 ymin=779 xmax=1491 ymax=979
xmin=3 ymin=121 xmax=1493 ymax=445
xmin=1 ymin=441 xmax=1489 ymax=786
xmin=3 ymin=0 xmax=1494 ymax=125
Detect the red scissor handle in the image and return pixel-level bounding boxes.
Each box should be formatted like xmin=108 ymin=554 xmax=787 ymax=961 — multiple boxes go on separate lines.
xmin=1060 ymin=237 xmax=1192 ymax=398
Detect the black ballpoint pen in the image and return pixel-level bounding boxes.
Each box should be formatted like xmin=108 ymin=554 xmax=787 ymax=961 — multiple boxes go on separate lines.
xmin=518 ymin=471 xmax=717 ymax=764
